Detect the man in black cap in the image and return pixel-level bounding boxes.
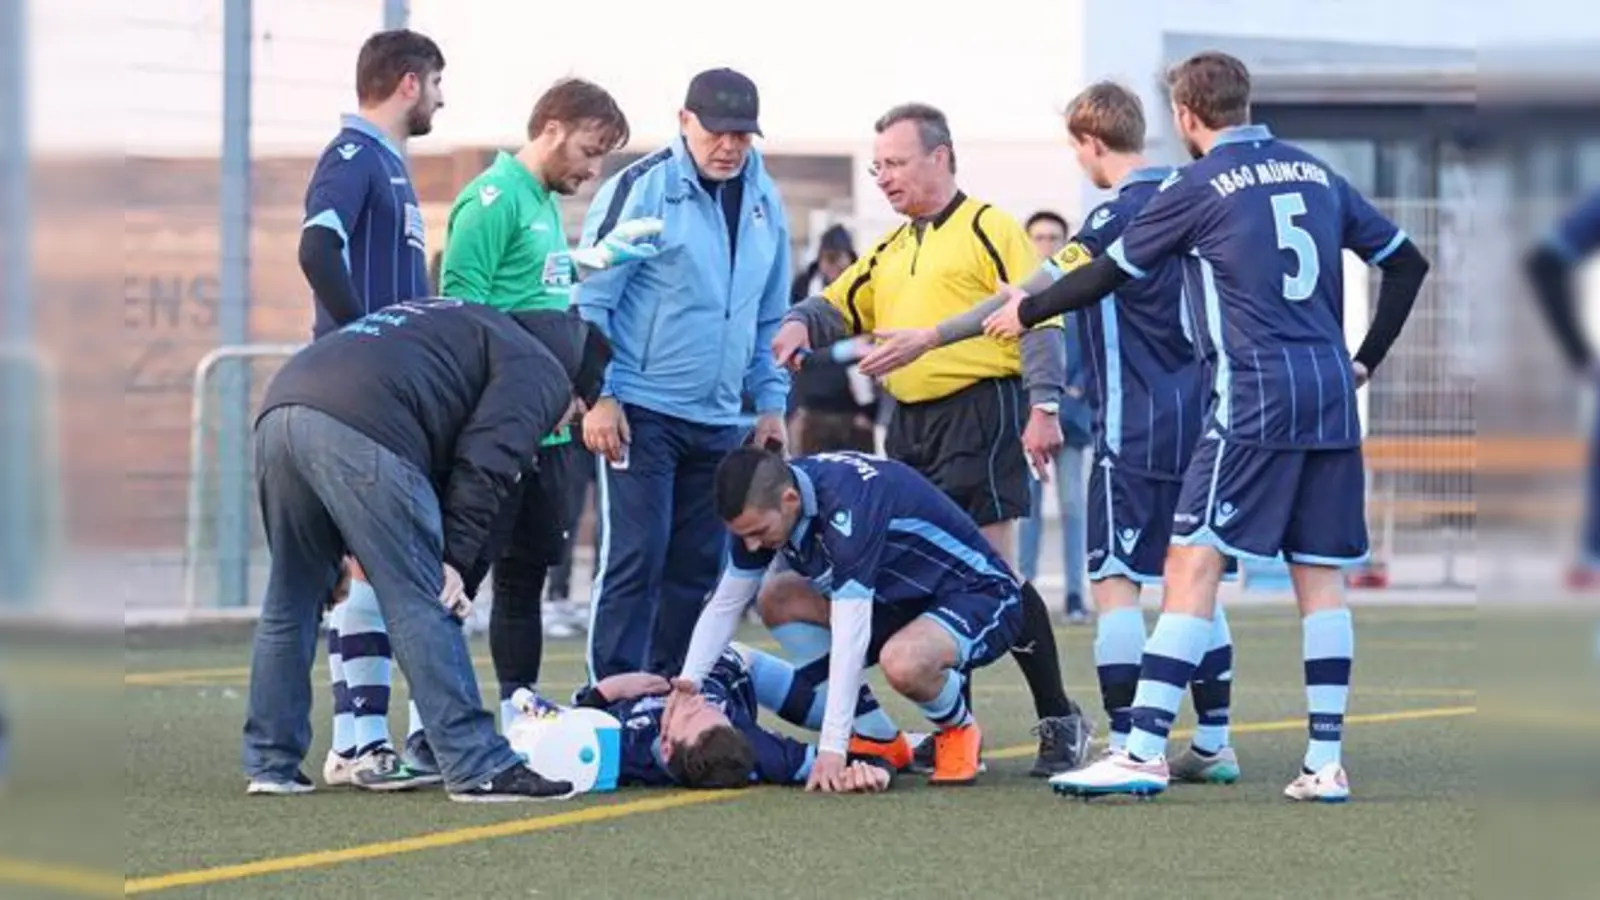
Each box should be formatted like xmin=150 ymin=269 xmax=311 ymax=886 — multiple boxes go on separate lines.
xmin=573 ymin=67 xmax=794 ymax=682
xmin=242 ymin=300 xmax=611 ymax=803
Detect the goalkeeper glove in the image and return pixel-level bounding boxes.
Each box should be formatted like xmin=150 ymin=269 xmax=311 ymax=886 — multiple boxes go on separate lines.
xmin=570 ymin=217 xmax=665 ymax=272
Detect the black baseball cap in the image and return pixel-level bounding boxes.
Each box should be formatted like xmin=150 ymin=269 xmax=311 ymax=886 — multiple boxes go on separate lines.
xmin=684 ymin=68 xmax=762 ymax=135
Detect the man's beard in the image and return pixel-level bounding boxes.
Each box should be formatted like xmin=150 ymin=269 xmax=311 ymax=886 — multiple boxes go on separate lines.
xmin=406 ymin=105 xmax=434 ymax=137
xmin=1183 ymin=136 xmax=1204 ymax=160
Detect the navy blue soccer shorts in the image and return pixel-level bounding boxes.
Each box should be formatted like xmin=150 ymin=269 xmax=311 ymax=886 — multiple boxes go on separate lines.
xmin=866 ymin=589 xmax=1024 ymax=673
xmin=1170 ymin=434 xmax=1369 ymax=566
xmin=1088 ymin=457 xmax=1240 ymax=584
xmin=1087 ymin=459 xmax=1184 ymax=585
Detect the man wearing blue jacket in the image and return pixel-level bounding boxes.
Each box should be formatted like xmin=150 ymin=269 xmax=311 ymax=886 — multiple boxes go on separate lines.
xmin=574 ymin=67 xmax=792 ymax=681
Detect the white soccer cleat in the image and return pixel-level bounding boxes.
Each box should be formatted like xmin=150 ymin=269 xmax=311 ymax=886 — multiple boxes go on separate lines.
xmin=1048 ymin=749 xmax=1169 ymax=798
xmin=1283 ymin=762 xmax=1350 ymax=803
xmin=322 ymin=750 xmax=355 ymax=787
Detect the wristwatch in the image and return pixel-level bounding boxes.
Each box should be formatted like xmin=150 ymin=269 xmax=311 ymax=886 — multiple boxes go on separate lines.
xmin=1033 ymin=401 xmax=1060 ymax=416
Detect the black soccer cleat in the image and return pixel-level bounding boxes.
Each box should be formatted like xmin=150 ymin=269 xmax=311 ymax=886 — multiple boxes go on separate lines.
xmin=1028 ymin=703 xmax=1096 ymax=777
xmin=448 ymin=763 xmax=577 ymax=804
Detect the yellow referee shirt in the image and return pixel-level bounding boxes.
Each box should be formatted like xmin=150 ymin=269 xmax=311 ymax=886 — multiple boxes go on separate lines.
xmin=822 ymin=192 xmax=1055 ymax=404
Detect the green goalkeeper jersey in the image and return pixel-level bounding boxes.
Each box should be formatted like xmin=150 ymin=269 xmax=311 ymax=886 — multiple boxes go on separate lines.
xmin=442 ymin=150 xmax=577 ymax=445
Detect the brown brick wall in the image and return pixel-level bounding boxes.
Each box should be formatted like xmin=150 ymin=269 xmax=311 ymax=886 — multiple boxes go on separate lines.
xmin=36 ymin=148 xmax=852 ymax=549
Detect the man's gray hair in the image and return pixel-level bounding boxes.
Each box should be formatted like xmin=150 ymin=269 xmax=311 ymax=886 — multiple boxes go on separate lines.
xmin=874 ymin=102 xmax=957 ymax=174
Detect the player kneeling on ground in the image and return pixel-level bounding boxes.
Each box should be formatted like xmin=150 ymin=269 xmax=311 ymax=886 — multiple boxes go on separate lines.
xmin=536 ymin=647 xmax=895 ymax=791
xmin=678 ymin=447 xmax=1027 ymax=791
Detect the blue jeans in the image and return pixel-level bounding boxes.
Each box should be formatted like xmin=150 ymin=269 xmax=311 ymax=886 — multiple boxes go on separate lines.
xmin=243 ymin=405 xmax=522 ymax=791
xmin=586 ymin=405 xmax=744 ymax=681
xmin=1017 ymin=442 xmax=1088 ymax=614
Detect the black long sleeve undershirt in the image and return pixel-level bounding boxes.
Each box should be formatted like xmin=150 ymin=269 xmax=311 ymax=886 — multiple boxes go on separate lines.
xmin=1353 ymin=239 xmax=1430 ymax=372
xmin=1525 ymin=243 xmax=1591 ymax=371
xmin=1017 ymin=255 xmax=1130 ymax=327
xmin=298 ymin=226 xmax=364 ymax=327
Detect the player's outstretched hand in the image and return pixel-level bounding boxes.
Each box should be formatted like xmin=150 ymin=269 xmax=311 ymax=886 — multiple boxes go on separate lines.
xmin=570 ymin=217 xmax=665 ymax=272
xmin=982 ymin=284 xmax=1028 ymax=340
xmin=804 ymin=750 xmax=850 ymax=793
xmin=858 ymin=327 xmax=937 ymax=378
xmin=1352 ymin=361 xmax=1370 ymax=389
xmin=839 ymin=760 xmax=892 ymax=793
xmin=772 ymin=320 xmax=813 ymax=372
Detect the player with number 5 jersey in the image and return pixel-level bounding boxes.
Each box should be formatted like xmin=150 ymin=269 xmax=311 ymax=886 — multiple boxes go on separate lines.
xmin=1001 ymin=52 xmax=1430 ymax=803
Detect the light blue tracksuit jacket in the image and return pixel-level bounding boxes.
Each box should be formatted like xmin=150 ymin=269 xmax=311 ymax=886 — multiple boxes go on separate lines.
xmin=574 ymin=136 xmax=792 ymax=426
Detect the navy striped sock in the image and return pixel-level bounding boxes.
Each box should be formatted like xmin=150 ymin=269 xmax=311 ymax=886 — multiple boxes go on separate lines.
xmin=918 ymin=669 xmax=971 ymax=729
xmin=1189 ymin=605 xmax=1234 ymax=754
xmin=1303 ymin=607 xmax=1353 ymax=771
xmin=327 ymin=617 xmax=355 ymax=758
xmin=1125 ymin=614 xmax=1211 ymax=761
xmin=1094 ymin=607 xmax=1146 ymax=751
xmin=339 ymin=580 xmax=393 ymax=755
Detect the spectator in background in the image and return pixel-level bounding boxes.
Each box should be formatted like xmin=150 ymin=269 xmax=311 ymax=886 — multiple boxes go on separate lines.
xmin=574 ymin=67 xmax=792 ymax=681
xmin=1017 ymin=211 xmax=1091 ymax=623
xmin=787 ymin=225 xmax=877 ymax=454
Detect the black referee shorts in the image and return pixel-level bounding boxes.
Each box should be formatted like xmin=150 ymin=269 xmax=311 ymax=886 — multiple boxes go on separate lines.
xmin=478 ymin=437 xmax=590 ymax=582
xmin=885 ymin=376 xmax=1030 ymax=528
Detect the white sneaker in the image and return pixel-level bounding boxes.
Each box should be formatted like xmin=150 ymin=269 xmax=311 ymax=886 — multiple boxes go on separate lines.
xmin=1283 ymin=762 xmax=1350 ymax=803
xmin=247 ymin=772 xmax=315 ymax=795
xmin=322 ymin=750 xmax=355 ymax=787
xmin=1048 ymin=749 xmax=1170 ymax=798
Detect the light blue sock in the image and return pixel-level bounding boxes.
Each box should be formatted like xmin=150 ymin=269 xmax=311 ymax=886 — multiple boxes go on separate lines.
xmin=917 ymin=669 xmax=971 ymax=729
xmin=326 ymin=615 xmax=355 ymax=757
xmin=1125 ymin=613 xmax=1211 ymax=762
xmin=1303 ymin=607 xmax=1354 ymax=772
xmin=1190 ymin=605 xmax=1234 ymax=754
xmin=1093 ymin=606 xmax=1146 ymax=751
xmin=340 ymin=579 xmax=394 ymax=754
xmin=754 ymin=642 xmax=899 ymax=740
xmin=770 ymin=622 xmax=831 ymax=665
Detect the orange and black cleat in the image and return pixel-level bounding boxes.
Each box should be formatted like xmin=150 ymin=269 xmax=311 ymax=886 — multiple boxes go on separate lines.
xmin=848 ymin=731 xmax=915 ymax=772
xmin=929 ymin=721 xmax=983 ymax=786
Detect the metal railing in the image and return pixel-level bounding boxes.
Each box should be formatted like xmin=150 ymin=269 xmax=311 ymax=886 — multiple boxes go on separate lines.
xmin=181 ymin=343 xmax=303 ymax=615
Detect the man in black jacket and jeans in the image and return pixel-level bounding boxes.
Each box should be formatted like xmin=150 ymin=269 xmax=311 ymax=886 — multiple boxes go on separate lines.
xmin=242 ymin=301 xmax=610 ymax=803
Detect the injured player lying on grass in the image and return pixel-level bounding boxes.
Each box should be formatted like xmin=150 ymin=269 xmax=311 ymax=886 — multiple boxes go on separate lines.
xmin=567 ymin=645 xmax=917 ymax=792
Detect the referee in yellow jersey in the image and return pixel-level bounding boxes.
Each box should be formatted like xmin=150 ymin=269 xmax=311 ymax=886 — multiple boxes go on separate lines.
xmin=772 ymin=103 xmax=1093 ymax=777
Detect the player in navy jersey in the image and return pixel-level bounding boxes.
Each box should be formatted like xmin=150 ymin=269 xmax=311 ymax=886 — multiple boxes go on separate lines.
xmin=986 ymin=53 xmax=1430 ymax=802
xmin=296 ymin=29 xmax=447 ymax=793
xmin=1526 ymin=188 xmax=1600 ymax=590
xmin=675 ymin=447 xmax=1027 ymax=790
xmin=865 ymin=81 xmax=1242 ymax=782
xmin=567 ymin=649 xmax=901 ymax=791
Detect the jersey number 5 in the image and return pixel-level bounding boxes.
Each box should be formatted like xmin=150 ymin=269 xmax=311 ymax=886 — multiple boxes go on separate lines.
xmin=1270 ymin=192 xmax=1318 ymax=303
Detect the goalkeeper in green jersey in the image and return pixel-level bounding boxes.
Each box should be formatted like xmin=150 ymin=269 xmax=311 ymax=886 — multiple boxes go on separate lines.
xmin=414 ymin=78 xmax=659 ymax=775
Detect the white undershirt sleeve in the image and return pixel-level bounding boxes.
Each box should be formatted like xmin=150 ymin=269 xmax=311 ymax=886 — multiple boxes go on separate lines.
xmin=677 ymin=569 xmax=761 ymax=684
xmin=817 ymin=595 xmax=874 ymax=756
